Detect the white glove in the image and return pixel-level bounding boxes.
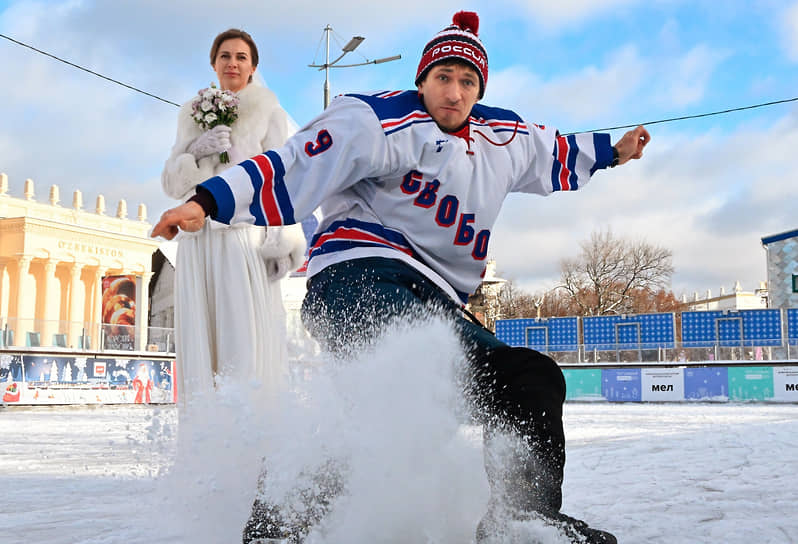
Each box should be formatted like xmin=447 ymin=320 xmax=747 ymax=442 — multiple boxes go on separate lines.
xmin=260 ymin=224 xmax=308 ymax=281
xmin=187 ymin=125 xmax=231 ymax=160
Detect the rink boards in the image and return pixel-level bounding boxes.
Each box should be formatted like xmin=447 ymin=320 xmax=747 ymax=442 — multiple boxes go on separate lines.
xmin=0 ymin=352 xmax=176 ymax=405
xmin=563 ymin=363 xmax=798 ymax=402
xmin=4 ymin=352 xmax=798 ymax=405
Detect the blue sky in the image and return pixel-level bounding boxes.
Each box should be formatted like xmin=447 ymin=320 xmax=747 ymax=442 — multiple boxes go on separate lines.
xmin=2 ymin=0 xmax=797 ymax=297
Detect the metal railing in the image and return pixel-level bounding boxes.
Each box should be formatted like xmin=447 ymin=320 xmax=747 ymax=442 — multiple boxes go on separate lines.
xmin=0 ymin=317 xmax=174 ymax=354
xmin=529 ymin=340 xmax=795 ymax=365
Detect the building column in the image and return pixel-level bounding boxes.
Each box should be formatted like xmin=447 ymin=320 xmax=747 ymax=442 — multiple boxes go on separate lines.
xmin=13 ymin=256 xmax=33 ymax=343
xmin=137 ymin=271 xmax=153 ymax=351
xmin=41 ymin=260 xmax=58 ymax=346
xmin=0 ymin=260 xmax=7 ymax=328
xmin=87 ymin=267 xmax=105 ymax=349
xmin=68 ymin=263 xmax=84 ymax=347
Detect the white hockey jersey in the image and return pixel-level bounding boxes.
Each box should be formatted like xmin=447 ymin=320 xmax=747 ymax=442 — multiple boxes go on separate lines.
xmin=200 ymin=90 xmax=614 ymax=303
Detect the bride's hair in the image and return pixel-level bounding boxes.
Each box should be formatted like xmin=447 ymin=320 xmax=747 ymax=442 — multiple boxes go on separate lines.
xmin=209 ymin=29 xmax=259 ymax=83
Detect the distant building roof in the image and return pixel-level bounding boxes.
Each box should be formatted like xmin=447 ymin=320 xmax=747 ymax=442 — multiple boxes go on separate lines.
xmin=761 ymin=228 xmax=798 ymax=246
xmin=158 ymin=241 xmax=178 ymax=267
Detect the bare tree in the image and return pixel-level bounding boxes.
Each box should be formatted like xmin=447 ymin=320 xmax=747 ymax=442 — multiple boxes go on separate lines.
xmin=559 ymin=228 xmax=675 ymax=316
xmin=495 ymin=281 xmax=539 ymax=319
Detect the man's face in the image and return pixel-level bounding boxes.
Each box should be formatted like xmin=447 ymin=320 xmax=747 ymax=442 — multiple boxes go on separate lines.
xmin=417 ymin=63 xmax=480 ymax=132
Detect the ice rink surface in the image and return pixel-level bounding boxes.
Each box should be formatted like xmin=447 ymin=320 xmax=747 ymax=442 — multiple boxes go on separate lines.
xmin=2 ymin=402 xmax=797 ymax=544
xmin=2 ymin=321 xmax=797 ymax=543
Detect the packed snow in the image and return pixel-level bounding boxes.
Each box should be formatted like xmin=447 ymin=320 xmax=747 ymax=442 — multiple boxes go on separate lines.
xmin=2 ymin=320 xmax=797 ymax=543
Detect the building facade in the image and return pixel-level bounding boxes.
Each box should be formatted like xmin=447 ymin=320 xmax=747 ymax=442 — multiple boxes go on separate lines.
xmin=761 ymin=228 xmax=798 ymax=309
xmin=0 ymin=173 xmax=159 ymax=350
xmin=680 ymin=281 xmax=769 ymax=311
xmin=466 ymin=259 xmax=507 ymax=330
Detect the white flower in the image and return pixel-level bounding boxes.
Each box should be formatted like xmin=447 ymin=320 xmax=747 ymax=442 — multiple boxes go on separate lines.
xmin=204 ymin=112 xmax=218 ymax=124
xmin=200 ymin=99 xmax=213 ymax=112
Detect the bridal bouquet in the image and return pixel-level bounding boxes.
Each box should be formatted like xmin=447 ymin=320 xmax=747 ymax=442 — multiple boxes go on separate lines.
xmin=191 ymin=83 xmax=240 ymax=163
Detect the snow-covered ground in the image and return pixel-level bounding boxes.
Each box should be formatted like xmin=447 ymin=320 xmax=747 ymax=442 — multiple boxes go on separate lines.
xmin=1 ymin=403 xmax=797 ymax=543
xmin=2 ymin=321 xmax=797 ymax=543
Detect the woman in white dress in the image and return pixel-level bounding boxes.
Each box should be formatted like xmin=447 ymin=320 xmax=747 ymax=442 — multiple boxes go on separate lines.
xmin=161 ymin=28 xmax=305 ymax=403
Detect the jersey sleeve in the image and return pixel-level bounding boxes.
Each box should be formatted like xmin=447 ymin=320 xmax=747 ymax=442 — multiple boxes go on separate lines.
xmin=198 ymin=96 xmax=391 ymax=226
xmin=511 ymin=122 xmax=615 ymax=195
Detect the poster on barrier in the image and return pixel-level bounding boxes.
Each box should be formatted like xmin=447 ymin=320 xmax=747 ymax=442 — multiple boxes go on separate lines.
xmin=0 ymin=355 xmax=175 ymax=405
xmin=684 ymin=367 xmax=728 ymax=400
xmin=101 ymin=358 xmax=174 ymax=404
xmin=563 ymin=368 xmax=603 ymax=401
xmin=641 ymin=368 xmax=684 ymax=401
xmin=601 ymin=368 xmax=642 ymax=402
xmin=1 ymin=354 xmax=23 ymax=402
xmin=772 ymin=366 xmax=798 ymax=402
xmin=101 ymin=275 xmax=138 ymax=351
xmin=728 ymin=366 xmax=774 ymax=401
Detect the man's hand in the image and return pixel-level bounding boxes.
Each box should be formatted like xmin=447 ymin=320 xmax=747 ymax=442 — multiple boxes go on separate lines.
xmin=150 ymin=201 xmax=206 ymax=240
xmin=614 ymin=125 xmax=651 ymax=166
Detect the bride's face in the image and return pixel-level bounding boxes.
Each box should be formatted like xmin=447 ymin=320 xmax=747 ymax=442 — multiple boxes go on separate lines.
xmin=213 ymin=38 xmax=256 ymax=93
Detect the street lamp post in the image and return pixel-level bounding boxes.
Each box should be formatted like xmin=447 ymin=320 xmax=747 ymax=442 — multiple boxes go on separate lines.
xmin=309 ymin=25 xmax=401 ymax=109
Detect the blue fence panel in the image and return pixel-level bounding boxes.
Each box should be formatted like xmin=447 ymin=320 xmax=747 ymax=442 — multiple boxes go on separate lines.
xmin=583 ymin=313 xmax=675 ymax=351
xmin=495 ymin=317 xmax=578 ymax=352
xmin=787 ymin=308 xmax=798 ymax=346
xmin=681 ymin=309 xmax=782 ymax=348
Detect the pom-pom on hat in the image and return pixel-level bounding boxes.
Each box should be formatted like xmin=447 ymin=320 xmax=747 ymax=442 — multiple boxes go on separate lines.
xmin=415 ymin=11 xmax=488 ymax=98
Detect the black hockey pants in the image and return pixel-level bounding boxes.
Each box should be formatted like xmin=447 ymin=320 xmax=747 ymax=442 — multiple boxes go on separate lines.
xmin=301 ymin=257 xmax=567 ymax=515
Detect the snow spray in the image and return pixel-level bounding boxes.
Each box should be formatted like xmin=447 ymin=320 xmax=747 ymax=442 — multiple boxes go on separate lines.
xmin=147 ymin=315 xmax=574 ymax=543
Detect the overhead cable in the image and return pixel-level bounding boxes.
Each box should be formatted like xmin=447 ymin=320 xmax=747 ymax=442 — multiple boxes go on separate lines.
xmin=3 ymin=32 xmax=798 ymax=128
xmin=0 ymin=33 xmax=180 ymax=107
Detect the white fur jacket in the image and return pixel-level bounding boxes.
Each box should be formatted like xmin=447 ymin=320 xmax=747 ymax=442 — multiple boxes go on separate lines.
xmin=161 ymin=83 xmax=306 ymax=277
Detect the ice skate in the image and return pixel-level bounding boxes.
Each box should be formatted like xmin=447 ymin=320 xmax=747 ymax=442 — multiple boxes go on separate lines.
xmin=476 ymin=507 xmax=617 ymax=544
xmin=243 ymin=462 xmax=345 ymax=544
xmin=242 ymin=500 xmax=296 ymax=544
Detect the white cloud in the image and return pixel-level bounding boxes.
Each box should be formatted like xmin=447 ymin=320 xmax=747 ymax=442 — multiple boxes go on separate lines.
xmin=781 ymin=1 xmax=798 ymax=61
xmin=488 ymin=38 xmax=730 ymax=132
xmin=650 ymin=44 xmax=729 ymax=108
xmin=489 ymin=109 xmax=798 ymax=296
xmin=2 ymin=0 xmax=796 ymax=302
xmin=487 ymin=45 xmax=645 ymax=128
xmin=499 ymin=0 xmax=641 ymax=26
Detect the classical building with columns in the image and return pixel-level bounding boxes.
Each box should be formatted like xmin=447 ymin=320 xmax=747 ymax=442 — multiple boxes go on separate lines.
xmin=0 ymin=173 xmax=160 ymax=351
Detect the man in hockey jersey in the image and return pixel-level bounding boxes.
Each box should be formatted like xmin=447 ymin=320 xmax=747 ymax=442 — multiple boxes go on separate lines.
xmin=152 ymin=11 xmax=649 ymax=544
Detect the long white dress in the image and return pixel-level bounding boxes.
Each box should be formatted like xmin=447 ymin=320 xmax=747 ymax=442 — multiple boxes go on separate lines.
xmin=161 ymin=82 xmax=301 ymax=404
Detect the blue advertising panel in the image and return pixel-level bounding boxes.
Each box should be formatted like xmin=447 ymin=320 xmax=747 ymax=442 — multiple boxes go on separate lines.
xmin=4 ymin=355 xmax=175 ymax=404
xmin=601 ymin=368 xmax=642 ymax=401
xmin=583 ymin=313 xmax=675 ymax=350
xmin=683 ymin=367 xmax=728 ymax=400
xmin=682 ymin=309 xmax=782 ymax=348
xmin=495 ymin=317 xmax=578 ymax=352
xmin=0 ymin=354 xmax=23 ymax=382
xmin=787 ymin=308 xmax=798 ymax=346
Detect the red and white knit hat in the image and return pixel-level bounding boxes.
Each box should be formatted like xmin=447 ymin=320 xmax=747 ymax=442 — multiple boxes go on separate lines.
xmin=415 ymin=11 xmax=488 ymax=98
